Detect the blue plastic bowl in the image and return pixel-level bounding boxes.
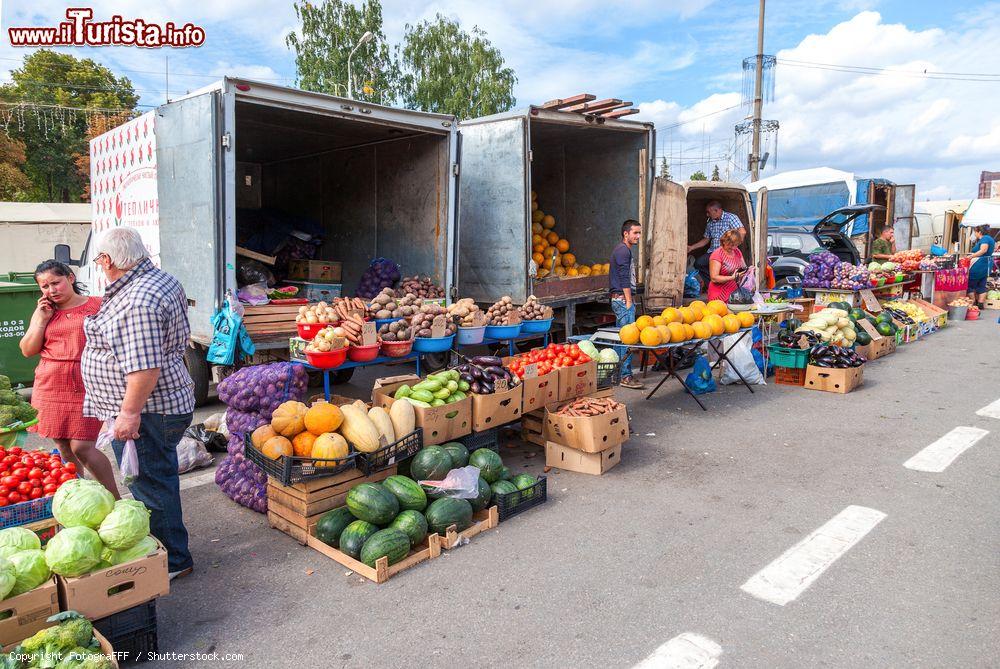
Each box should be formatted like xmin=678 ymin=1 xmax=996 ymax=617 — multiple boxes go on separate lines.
xmin=457 ymin=325 xmax=486 ymax=345
xmin=484 ymin=324 xmax=522 ymax=340
xmin=412 ymin=334 xmax=455 ymax=353
xmin=374 ymin=317 xmax=403 ymax=329
xmin=519 ymin=318 xmax=552 ymax=334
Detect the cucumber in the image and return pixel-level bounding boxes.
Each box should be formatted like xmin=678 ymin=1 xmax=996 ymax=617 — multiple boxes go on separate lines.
xmin=414 ymin=379 xmax=442 ymax=392
xmin=406 ymin=398 xmax=432 ymax=408
xmin=452 ymin=390 xmax=466 ymax=401
xmin=458 ymin=380 xmax=470 ymax=392
xmin=410 ymin=389 xmax=435 ymax=403
xmin=431 ymin=399 xmax=446 ymax=407
xmin=433 ymin=387 xmax=452 ymax=400
xmin=446 ymin=380 xmax=458 ymax=393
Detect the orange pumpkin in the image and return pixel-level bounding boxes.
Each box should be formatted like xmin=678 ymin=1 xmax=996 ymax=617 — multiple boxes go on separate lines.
xmin=722 ymin=314 xmax=741 ymax=334
xmin=261 ymin=435 xmax=293 ymax=460
xmin=292 ymin=431 xmax=317 ymax=458
xmin=271 ymin=401 xmax=307 ymax=437
xmin=736 ymin=311 xmax=756 ymax=328
xmin=311 ymin=432 xmax=350 ymax=466
xmin=251 ymin=424 xmax=277 ymax=450
xmin=304 ymin=402 xmax=344 ymax=436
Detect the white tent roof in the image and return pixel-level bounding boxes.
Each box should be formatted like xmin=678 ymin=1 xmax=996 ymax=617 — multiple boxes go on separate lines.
xmin=914 ymin=199 xmax=971 ymax=216
xmin=747 ymin=167 xmax=857 ymax=194
xmin=960 ymin=199 xmax=1000 ymax=228
xmin=0 ymin=202 xmax=90 ymax=223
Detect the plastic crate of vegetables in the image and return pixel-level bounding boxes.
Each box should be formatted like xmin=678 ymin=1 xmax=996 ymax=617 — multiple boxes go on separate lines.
xmin=244 ymin=434 xmax=358 ymax=486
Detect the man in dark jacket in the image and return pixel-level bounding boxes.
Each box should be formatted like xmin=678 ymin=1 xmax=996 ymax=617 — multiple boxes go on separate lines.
xmin=610 ymin=220 xmax=643 ymax=389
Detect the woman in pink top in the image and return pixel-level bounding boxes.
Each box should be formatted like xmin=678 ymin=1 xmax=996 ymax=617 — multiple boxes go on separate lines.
xmin=708 ymin=229 xmax=747 ymax=303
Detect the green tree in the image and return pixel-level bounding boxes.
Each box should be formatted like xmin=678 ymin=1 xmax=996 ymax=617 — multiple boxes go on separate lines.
xmin=0 ymin=134 xmax=31 ymax=200
xmin=658 ymin=157 xmax=671 ymax=179
xmin=0 ymin=50 xmax=137 ymax=202
xmin=690 ymin=170 xmax=707 ymax=181
xmin=710 ymin=164 xmax=721 ymax=181
xmin=286 ymin=0 xmax=398 ymax=103
xmin=398 ymin=14 xmax=516 ymax=119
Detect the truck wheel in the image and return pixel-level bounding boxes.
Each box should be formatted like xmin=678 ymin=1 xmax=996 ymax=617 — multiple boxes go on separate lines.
xmin=422 ymin=353 xmax=449 ymax=372
xmin=331 ymin=369 xmax=355 ymax=384
xmin=185 ymin=346 xmax=211 ymax=408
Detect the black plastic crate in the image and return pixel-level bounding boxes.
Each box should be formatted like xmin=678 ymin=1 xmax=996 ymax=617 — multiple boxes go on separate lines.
xmin=596 ymin=361 xmax=622 ymax=389
xmin=494 ymin=475 xmax=547 ymax=522
xmin=93 ymin=601 xmax=157 ymax=665
xmin=110 ymin=630 xmax=158 ymax=665
xmin=459 ymin=428 xmax=498 ymax=453
xmin=244 ymin=434 xmax=358 ymax=486
xmin=358 ymin=428 xmax=423 ymax=475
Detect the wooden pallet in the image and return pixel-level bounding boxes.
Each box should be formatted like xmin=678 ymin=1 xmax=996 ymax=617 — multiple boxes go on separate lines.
xmin=243 ymin=303 xmax=300 ymax=335
xmin=266 ymin=467 xmax=396 ymax=544
xmin=306 ymin=526 xmax=442 ymax=584
xmin=441 ymin=506 xmax=499 ymax=549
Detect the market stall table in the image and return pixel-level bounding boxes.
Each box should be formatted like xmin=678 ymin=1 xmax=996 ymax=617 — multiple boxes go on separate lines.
xmin=748 ymin=305 xmax=798 ymax=368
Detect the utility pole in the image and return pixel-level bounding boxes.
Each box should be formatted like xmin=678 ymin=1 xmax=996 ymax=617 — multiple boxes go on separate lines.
xmin=750 ymin=0 xmax=765 ymax=181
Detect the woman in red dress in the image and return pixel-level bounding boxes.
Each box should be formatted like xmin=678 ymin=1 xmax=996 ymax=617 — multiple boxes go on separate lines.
xmin=19 ymin=261 xmax=119 ymax=497
xmin=708 ymin=229 xmax=748 ymax=303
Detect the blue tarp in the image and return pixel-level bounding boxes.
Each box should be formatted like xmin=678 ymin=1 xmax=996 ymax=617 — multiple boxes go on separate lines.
xmin=754 ymin=177 xmax=894 ymax=235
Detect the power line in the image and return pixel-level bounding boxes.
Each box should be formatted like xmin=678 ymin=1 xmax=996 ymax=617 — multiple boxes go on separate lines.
xmin=0 ymin=101 xmax=143 ymax=112
xmin=658 ymin=103 xmax=742 ymax=131
xmin=777 ymin=58 xmax=1000 ymax=82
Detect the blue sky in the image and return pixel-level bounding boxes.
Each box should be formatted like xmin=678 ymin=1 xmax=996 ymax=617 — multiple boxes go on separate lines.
xmin=1 ymin=1 xmax=997 ymax=198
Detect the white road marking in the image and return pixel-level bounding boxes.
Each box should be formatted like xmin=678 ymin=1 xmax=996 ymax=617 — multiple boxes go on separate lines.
xmin=740 ymin=505 xmax=886 ymax=606
xmin=179 ymin=468 xmax=218 ymax=491
xmin=904 ymin=426 xmax=989 ymax=472
xmin=633 ymin=633 xmax=721 ymax=669
xmin=975 ymin=398 xmax=1000 ymax=420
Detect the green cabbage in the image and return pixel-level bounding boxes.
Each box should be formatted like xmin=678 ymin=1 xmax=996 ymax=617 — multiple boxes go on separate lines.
xmin=98 ymin=501 xmax=150 ymax=550
xmin=52 ymin=479 xmax=115 ymax=529
xmin=103 ymin=535 xmax=158 ymax=566
xmin=44 ymin=527 xmax=103 ymax=577
xmin=0 ymin=526 xmax=41 ymax=559
xmin=577 ymin=340 xmax=600 ymax=360
xmin=8 ymin=549 xmax=50 ymax=595
xmin=598 ymin=348 xmax=620 ymax=363
xmin=0 ymin=556 xmax=16 ymax=600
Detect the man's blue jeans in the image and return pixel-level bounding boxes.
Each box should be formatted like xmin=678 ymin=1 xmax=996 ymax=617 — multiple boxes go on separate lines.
xmin=610 ymin=298 xmax=635 ymax=378
xmin=112 ymin=413 xmax=194 ymax=572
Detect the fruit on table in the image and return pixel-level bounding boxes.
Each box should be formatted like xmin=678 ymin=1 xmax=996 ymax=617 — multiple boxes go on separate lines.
xmin=378 ymin=319 xmax=413 ymax=342
xmin=486 ymin=296 xmax=520 ymax=325
xmin=261 ymin=435 xmax=293 ymax=460
xmin=619 ymin=323 xmax=640 ymax=345
xmin=270 ymin=401 xmax=307 ymax=437
xmin=339 ymin=520 xmax=379 ymax=559
xmin=346 ymin=483 xmax=400 ymax=525
xmin=410 ymin=446 xmax=453 ymax=481
xmin=359 ymin=527 xmax=411 ymax=567
xmin=399 ymin=276 xmax=445 ymax=299
xmin=722 ymin=314 xmax=741 ymax=333
xmin=469 ymin=448 xmax=504 ymax=483
xmin=311 ymin=432 xmax=349 ymax=464
xmin=315 ymin=507 xmax=355 ymax=547
xmin=793 ymin=307 xmax=857 ymax=346
xmin=389 ymin=510 xmax=429 ymax=548
xmin=736 ymin=311 xmax=756 ymax=328
xmin=304 ymin=403 xmax=343 ymax=435
xmin=440 ymin=442 xmax=470 ymax=468
xmin=425 ymin=497 xmax=474 ymax=535
xmin=382 ymin=475 xmax=428 ymax=512
xmin=639 ymin=326 xmax=661 ymax=346
xmin=338 ymin=404 xmax=382 ymax=453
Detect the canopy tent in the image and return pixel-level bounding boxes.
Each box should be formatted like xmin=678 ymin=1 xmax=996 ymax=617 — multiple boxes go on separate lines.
xmin=959 ymin=199 xmax=1000 ymax=228
xmin=747 ymin=167 xmax=858 ymax=196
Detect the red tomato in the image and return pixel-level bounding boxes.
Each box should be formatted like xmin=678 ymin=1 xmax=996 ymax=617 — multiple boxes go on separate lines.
xmin=2 ymin=456 xmax=16 ymax=467
xmin=1 ymin=476 xmax=18 ymax=488
xmin=28 ymin=488 xmax=42 ymax=500
xmin=0 ymin=448 xmax=6 ymax=458
xmin=9 ymin=448 xmax=21 ymax=456
xmin=17 ymin=482 xmax=32 ymax=495
xmin=42 ymin=483 xmax=57 ymax=494
xmin=0 ymin=496 xmax=8 ymax=507
xmin=27 ymin=468 xmax=42 ymax=481
xmin=11 ymin=468 xmax=27 ymax=479
xmin=41 ymin=476 xmax=55 ymax=487
xmin=19 ymin=456 xmax=33 ymax=467
xmin=7 ymin=492 xmax=21 ymax=504
xmin=59 ymin=473 xmax=76 ymax=483
xmin=63 ymin=462 xmax=76 ymax=473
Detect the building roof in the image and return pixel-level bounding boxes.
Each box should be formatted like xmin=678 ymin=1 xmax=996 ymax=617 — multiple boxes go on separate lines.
xmin=0 ymin=202 xmax=90 ymax=223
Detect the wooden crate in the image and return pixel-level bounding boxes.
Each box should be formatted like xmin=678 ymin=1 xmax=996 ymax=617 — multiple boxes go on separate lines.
xmin=440 ymin=506 xmax=499 ymax=550
xmin=266 ymin=467 xmax=396 ymax=544
xmin=243 ymin=304 xmax=300 ymax=336
xmin=306 ymin=526 xmax=442 ymax=584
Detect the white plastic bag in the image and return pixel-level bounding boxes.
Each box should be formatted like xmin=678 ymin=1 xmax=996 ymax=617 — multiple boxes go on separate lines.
xmin=418 ymin=465 xmax=481 ymax=499
xmin=99 ymin=420 xmax=140 ymax=486
xmin=717 ymin=333 xmax=765 ymax=385
xmin=177 ymin=435 xmax=214 ymax=474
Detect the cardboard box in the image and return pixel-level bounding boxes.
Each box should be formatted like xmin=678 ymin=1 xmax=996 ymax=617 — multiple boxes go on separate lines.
xmin=287 ymin=281 xmax=342 ymax=302
xmin=3 ymin=629 xmax=118 ymax=668
xmin=502 ymin=356 xmax=557 ymax=413
xmin=289 ymin=336 xmax=309 ymax=362
xmin=803 ymin=364 xmax=864 ymax=394
xmin=288 ymin=259 xmax=342 ymax=282
xmin=58 ymin=541 xmax=169 ymax=620
xmin=545 ymin=441 xmax=621 ymax=475
xmin=372 ymin=375 xmax=472 ymax=444
xmin=543 ymin=402 xmax=628 ymax=453
xmin=0 ymin=577 xmax=59 ymax=647
xmin=471 ymin=384 xmax=522 ymax=431
xmin=983 ymin=298 xmax=1000 ymax=311
xmin=557 ymin=360 xmax=597 ymax=401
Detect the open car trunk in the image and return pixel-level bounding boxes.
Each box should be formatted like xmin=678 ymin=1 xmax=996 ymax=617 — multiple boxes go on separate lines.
xmin=233 ymin=99 xmax=454 ymax=299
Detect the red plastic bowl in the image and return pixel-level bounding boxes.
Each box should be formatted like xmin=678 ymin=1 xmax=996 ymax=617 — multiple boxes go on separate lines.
xmin=297 ymin=322 xmax=334 ymax=341
xmin=305 ymin=347 xmax=348 ymax=369
xmin=380 ymin=339 xmax=414 ymax=358
xmin=348 ymin=343 xmax=381 ymax=362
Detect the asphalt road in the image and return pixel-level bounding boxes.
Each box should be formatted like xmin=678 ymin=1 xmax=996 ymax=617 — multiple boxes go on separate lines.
xmin=43 ymin=318 xmax=1000 ymax=668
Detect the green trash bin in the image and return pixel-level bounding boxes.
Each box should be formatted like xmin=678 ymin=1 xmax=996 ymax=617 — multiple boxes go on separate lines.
xmin=5 ymin=272 xmax=36 ymax=285
xmin=0 ymin=281 xmax=41 ymax=386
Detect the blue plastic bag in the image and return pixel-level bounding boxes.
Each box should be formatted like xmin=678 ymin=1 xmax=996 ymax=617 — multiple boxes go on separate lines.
xmin=684 ymin=355 xmax=716 ymax=395
xmin=207 ymin=292 xmax=256 ymax=366
xmin=684 ymin=270 xmax=702 ymax=298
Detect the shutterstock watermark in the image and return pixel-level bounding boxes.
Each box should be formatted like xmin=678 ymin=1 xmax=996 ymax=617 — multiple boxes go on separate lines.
xmin=8 ymin=8 xmax=205 ymax=48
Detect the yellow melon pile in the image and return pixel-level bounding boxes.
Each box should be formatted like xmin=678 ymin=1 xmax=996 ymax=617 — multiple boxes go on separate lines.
xmin=618 ymin=300 xmax=756 ymax=347
xmin=531 ymin=191 xmax=610 ymax=279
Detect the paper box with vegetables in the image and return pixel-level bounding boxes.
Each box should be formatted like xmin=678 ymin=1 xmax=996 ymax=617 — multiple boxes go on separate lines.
xmin=373 ymin=374 xmax=472 ymax=444
xmin=543 ymin=398 xmax=628 ymax=453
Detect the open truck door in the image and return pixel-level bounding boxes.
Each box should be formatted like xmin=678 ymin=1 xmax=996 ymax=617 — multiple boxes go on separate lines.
xmin=643 ymin=178 xmax=688 ymax=311
xmin=892 ymin=184 xmax=915 ymax=251
xmin=752 ymin=186 xmax=768 ymax=289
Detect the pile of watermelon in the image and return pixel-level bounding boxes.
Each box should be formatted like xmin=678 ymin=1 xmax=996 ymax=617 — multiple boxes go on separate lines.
xmin=313 ymin=443 xmax=537 ymax=568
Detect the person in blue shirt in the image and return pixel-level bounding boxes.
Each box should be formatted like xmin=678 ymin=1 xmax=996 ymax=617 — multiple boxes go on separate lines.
xmin=610 ymin=220 xmax=643 ymax=389
xmin=967 ymin=224 xmax=996 ymax=307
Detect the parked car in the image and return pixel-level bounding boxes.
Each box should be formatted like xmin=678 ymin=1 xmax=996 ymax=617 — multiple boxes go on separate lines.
xmin=768 ymin=204 xmax=884 ymax=289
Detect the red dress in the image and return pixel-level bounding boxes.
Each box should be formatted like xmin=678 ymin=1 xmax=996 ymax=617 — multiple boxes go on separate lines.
xmin=31 ymin=297 xmax=103 ymax=441
xmin=707 ymin=247 xmax=746 ymax=303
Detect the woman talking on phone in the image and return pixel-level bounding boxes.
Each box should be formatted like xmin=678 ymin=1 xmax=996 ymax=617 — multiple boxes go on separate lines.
xmin=707 ymin=229 xmax=748 ymax=303
xmin=19 ymin=260 xmax=118 ymax=497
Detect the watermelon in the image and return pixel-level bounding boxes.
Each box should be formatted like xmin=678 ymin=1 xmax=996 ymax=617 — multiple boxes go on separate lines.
xmin=784 ymin=317 xmax=802 ymax=331
xmin=382 ymin=475 xmax=427 ymax=512
xmin=875 ymin=322 xmax=894 ymax=337
xmin=410 ymin=446 xmax=453 ymax=481
xmin=359 ymin=528 xmax=411 ymax=568
xmin=498 ymin=466 xmax=512 ymax=481
xmin=440 ymin=442 xmax=470 ymax=468
xmin=469 ymin=476 xmax=492 ymax=512
xmin=390 ymin=510 xmax=428 ymax=547
xmin=511 ymin=473 xmax=537 ymax=490
xmin=425 ymin=497 xmax=473 ymax=535
xmin=849 ymin=308 xmax=866 ymax=322
xmin=346 ymin=483 xmax=399 ymax=525
xmin=876 ymin=311 xmax=894 ymax=324
xmin=469 ymin=448 xmax=504 ymax=483
xmin=490 ymin=479 xmax=517 ymax=504
xmin=339 ymin=520 xmax=379 ymax=559
xmin=314 ymin=507 xmax=355 ymax=547
xmin=855 ymin=330 xmax=872 ymax=346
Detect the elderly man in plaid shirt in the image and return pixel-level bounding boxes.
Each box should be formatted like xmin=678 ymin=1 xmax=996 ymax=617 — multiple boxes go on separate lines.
xmin=82 ymin=227 xmax=195 ymax=580
xmin=688 ymin=200 xmax=746 ymax=285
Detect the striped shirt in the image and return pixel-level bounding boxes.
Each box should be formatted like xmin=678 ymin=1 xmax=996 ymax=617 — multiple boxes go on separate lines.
xmin=82 ymin=259 xmax=194 ymax=420
xmin=704 ymin=211 xmax=744 ymax=252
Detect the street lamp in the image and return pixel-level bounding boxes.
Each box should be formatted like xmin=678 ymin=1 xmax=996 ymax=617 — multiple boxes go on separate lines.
xmin=347 ymin=31 xmax=374 ymax=100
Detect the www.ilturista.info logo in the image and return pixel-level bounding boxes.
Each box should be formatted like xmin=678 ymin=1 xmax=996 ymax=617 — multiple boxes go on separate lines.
xmin=8 ymin=8 xmax=205 ymax=48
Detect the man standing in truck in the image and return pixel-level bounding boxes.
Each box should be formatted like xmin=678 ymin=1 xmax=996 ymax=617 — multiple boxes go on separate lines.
xmin=688 ymin=201 xmax=745 ymax=283
xmin=610 ymin=220 xmax=644 ymax=389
